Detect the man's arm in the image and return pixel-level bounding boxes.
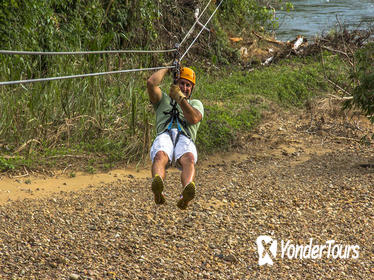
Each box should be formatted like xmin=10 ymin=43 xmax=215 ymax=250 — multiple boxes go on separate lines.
xmin=179 ymin=100 xmax=202 ymax=125
xmin=147 ymin=68 xmax=169 ymax=104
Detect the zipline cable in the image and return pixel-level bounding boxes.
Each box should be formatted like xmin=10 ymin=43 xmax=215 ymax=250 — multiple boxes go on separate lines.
xmin=179 ymin=0 xmax=213 ymax=47
xmin=0 ymin=1 xmax=215 ymax=57
xmin=0 ymin=0 xmax=223 ymax=85
xmin=0 ymin=66 xmax=175 ymax=86
xmin=180 ymin=0 xmax=225 ymax=61
xmin=0 ymin=49 xmax=177 ymax=55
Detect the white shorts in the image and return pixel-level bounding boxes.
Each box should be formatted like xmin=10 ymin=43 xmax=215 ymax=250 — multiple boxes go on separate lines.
xmin=150 ymin=129 xmax=198 ymax=166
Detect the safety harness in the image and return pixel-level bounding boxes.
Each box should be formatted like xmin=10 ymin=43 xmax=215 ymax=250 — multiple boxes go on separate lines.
xmin=162 ymin=44 xmax=191 ymax=147
xmin=163 ymin=98 xmax=190 ymax=144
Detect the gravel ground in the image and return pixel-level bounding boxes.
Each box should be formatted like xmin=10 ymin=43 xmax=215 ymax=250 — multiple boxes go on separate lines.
xmin=0 ymin=102 xmax=373 ymax=279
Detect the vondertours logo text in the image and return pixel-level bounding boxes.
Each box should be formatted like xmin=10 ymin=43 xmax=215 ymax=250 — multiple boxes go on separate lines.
xmin=256 ymin=235 xmax=360 ymax=266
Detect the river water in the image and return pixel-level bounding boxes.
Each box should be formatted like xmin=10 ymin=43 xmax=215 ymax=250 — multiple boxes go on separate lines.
xmin=275 ymin=0 xmax=374 ymax=41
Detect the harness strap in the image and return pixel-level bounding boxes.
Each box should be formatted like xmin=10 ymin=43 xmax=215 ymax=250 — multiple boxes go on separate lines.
xmin=165 ymin=43 xmax=189 ymax=148
xmin=163 ymin=99 xmax=190 ymax=147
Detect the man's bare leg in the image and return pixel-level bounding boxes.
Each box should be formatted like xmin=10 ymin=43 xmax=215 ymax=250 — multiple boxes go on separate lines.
xmin=177 ymin=152 xmax=196 ymax=210
xmin=152 ymin=151 xmax=169 ymax=179
xmin=151 ymin=151 xmax=169 ymax=204
xmin=178 ymin=152 xmax=195 ymax=186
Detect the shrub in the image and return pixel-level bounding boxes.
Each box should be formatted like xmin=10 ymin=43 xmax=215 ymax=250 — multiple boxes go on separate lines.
xmin=344 ymin=43 xmax=374 ymax=122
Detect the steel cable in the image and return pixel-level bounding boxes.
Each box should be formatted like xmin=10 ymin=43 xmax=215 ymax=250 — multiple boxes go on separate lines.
xmin=0 ymin=49 xmax=177 ymax=55
xmin=0 ymin=0 xmax=224 ymax=85
xmin=180 ymin=0 xmax=225 ymax=61
xmin=0 ymin=66 xmax=175 ymax=86
xmin=179 ymin=0 xmax=213 ymax=47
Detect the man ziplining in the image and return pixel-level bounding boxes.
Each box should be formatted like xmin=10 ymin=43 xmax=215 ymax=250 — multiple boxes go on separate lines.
xmin=147 ymin=66 xmax=204 ymax=209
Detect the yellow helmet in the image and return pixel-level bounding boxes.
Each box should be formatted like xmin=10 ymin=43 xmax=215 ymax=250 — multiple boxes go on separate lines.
xmin=179 ymin=67 xmax=196 ymax=85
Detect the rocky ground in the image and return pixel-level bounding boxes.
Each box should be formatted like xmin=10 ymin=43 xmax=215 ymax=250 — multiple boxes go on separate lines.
xmin=0 ymin=98 xmax=373 ymax=279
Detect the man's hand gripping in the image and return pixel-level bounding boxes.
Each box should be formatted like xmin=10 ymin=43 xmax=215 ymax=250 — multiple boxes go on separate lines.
xmin=169 ymin=84 xmax=186 ymax=105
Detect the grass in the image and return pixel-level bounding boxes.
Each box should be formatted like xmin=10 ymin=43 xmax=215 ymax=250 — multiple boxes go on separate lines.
xmin=193 ymin=55 xmax=338 ymax=154
xmin=0 ymin=54 xmax=346 ymax=173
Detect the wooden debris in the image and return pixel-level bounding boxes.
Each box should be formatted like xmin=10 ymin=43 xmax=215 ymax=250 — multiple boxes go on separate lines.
xmin=230 ymin=37 xmax=243 ymax=43
xmin=239 ymin=27 xmax=373 ymax=66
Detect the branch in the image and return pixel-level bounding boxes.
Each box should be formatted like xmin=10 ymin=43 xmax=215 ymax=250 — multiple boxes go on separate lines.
xmin=326 ymin=79 xmax=352 ymax=96
xmin=327 ymin=94 xmax=353 ymax=100
xmin=47 ymin=154 xmax=90 ymax=159
xmin=321 ymin=46 xmax=354 ymax=67
xmin=252 ymin=31 xmax=285 ymax=45
xmin=14 ymin=139 xmax=41 ymax=154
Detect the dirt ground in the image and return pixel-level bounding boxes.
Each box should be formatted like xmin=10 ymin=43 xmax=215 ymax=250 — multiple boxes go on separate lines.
xmin=0 ymin=97 xmax=373 ymax=279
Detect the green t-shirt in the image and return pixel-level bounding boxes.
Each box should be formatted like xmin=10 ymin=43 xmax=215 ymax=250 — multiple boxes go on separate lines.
xmin=153 ymin=91 xmax=204 ymax=142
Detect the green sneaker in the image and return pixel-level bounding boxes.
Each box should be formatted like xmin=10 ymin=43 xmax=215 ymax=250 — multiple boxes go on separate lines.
xmin=177 ymin=182 xmax=196 ymax=210
xmin=151 ymin=174 xmax=166 ymax=205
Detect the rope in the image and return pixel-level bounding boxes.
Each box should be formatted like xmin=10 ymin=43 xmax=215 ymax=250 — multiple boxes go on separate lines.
xmin=180 ymin=0 xmax=225 ymax=61
xmin=0 ymin=49 xmax=177 ymax=55
xmin=0 ymin=66 xmax=175 ymax=86
xmin=179 ymin=0 xmax=213 ymax=47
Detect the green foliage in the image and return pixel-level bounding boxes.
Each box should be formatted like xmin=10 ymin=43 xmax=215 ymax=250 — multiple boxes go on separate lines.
xmin=198 ymin=57 xmax=328 ymax=107
xmin=86 ymin=165 xmax=96 ymax=174
xmin=220 ymin=0 xmax=293 ymax=31
xmin=194 ymin=56 xmax=329 ymax=154
xmin=0 ymin=155 xmax=31 ymax=172
xmin=0 ymin=157 xmax=15 ymax=172
xmin=197 ymin=104 xmax=260 ymax=153
xmin=344 ymin=43 xmax=374 ymax=122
